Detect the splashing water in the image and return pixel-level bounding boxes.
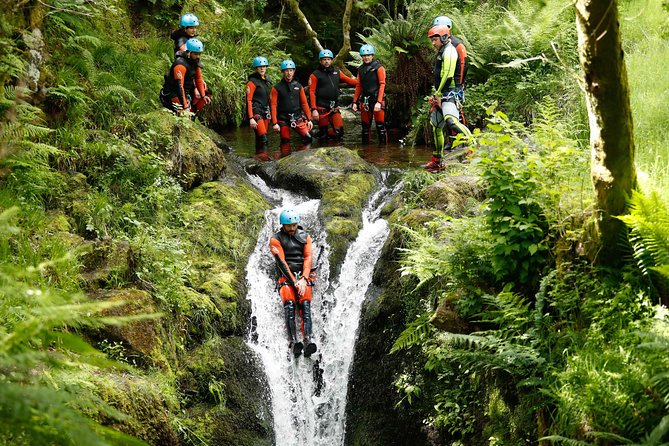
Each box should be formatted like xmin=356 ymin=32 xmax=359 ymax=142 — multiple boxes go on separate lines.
xmin=245 ymin=176 xmax=399 ymax=445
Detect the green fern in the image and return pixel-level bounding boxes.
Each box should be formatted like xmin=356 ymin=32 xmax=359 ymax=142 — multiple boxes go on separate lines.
xmin=391 ymin=312 xmax=433 ymax=353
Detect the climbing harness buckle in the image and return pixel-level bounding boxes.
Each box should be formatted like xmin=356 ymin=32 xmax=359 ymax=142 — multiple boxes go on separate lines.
xmin=362 ymin=97 xmax=370 ymax=112
xmin=329 ymin=100 xmax=336 ymax=109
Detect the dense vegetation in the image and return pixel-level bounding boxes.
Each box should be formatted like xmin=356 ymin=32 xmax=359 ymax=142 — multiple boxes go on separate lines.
xmin=2 ymin=0 xmax=669 ymax=444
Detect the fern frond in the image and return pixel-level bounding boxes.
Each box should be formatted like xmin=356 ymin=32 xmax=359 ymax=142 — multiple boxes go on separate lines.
xmin=391 ymin=313 xmax=433 ymax=353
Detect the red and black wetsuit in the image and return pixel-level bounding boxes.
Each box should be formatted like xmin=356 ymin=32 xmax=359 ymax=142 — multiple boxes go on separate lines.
xmin=353 ymin=58 xmax=388 ymax=144
xmin=161 ymin=55 xmax=207 ymax=113
xmin=170 ymin=28 xmax=191 ymax=56
xmin=246 ymin=72 xmax=272 ymax=154
xmin=308 ymin=66 xmax=357 ymax=140
xmin=270 ymin=78 xmax=313 ymax=146
xmin=269 ymin=227 xmax=314 ymax=346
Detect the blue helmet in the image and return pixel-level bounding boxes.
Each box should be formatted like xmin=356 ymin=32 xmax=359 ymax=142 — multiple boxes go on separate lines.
xmin=319 ymin=49 xmax=334 ymax=59
xmin=280 ymin=59 xmax=296 ymax=70
xmin=253 ymin=56 xmax=269 ymax=67
xmin=279 ymin=209 xmax=300 ymax=225
xmin=180 ymin=14 xmax=199 ymax=27
xmin=433 ymin=16 xmax=453 ymax=28
xmin=359 ymin=44 xmax=375 ymax=55
xmin=186 ymin=38 xmax=204 ymax=53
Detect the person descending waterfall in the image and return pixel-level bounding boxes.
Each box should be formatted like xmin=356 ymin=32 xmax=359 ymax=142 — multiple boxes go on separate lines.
xmin=246 ymin=56 xmax=273 ymax=161
xmin=423 ymin=23 xmax=472 ymax=172
xmin=270 ymin=60 xmax=313 ymax=154
xmin=269 ymin=209 xmax=318 ymax=358
xmin=308 ymin=49 xmax=358 ymax=141
xmin=171 ymin=13 xmax=199 ymax=56
xmin=160 ymin=38 xmax=212 ymax=117
xmin=352 ymin=45 xmax=388 ymax=145
xmin=433 ymin=15 xmax=469 ymax=125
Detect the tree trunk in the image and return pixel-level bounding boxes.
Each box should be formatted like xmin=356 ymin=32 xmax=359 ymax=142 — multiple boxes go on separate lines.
xmin=333 ymin=0 xmax=354 ymax=75
xmin=575 ymin=0 xmax=637 ymax=263
xmin=286 ymin=0 xmax=323 ymax=53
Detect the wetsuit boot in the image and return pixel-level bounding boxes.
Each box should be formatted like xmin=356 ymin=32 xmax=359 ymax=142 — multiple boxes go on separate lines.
xmin=254 ymin=134 xmax=270 ymax=161
xmin=361 ymin=125 xmax=371 ymax=145
xmin=284 ymin=300 xmax=302 ymax=356
xmin=301 ymin=300 xmax=317 ymax=357
xmin=376 ymin=122 xmax=388 ymax=145
xmin=318 ymin=126 xmax=329 ymax=141
xmin=423 ymin=155 xmax=443 ymax=172
xmin=333 ymin=127 xmax=344 ymax=141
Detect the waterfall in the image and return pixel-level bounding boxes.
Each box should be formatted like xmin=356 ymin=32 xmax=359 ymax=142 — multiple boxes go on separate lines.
xmin=245 ymin=175 xmax=399 ymax=446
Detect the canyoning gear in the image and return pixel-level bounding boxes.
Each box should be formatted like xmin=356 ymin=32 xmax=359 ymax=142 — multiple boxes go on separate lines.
xmin=433 ymin=15 xmax=453 ymax=28
xmin=280 ymin=59 xmax=296 ymax=70
xmin=423 ymin=156 xmax=444 ymax=172
xmin=308 ymin=64 xmax=357 ymax=141
xmin=359 ymin=44 xmax=375 ymax=55
xmin=161 ymin=53 xmax=209 ymax=114
xmin=353 ymin=57 xmax=387 ymax=144
xmin=319 ymin=49 xmax=334 ymax=59
xmin=376 ymin=122 xmax=388 ymax=145
xmin=284 ymin=300 xmax=298 ymax=342
xmin=301 ymin=300 xmax=313 ymax=340
xmin=186 ymin=38 xmax=204 ymax=53
xmin=180 ymin=13 xmax=199 ymax=27
xmin=428 ymin=24 xmax=451 ymax=42
xmin=252 ymin=56 xmax=269 ymax=67
xmin=271 ymin=78 xmax=312 ymax=124
xmin=304 ymin=341 xmax=317 ymax=358
xmin=246 ymin=72 xmax=272 ymax=119
xmin=279 ymin=209 xmax=301 ymax=225
xmin=171 ymin=28 xmax=193 ymax=55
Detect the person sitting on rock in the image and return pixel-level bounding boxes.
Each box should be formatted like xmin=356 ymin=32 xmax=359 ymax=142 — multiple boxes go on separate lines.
xmin=269 ymin=209 xmax=317 ymax=358
xmin=171 ymin=13 xmax=200 ymax=56
xmin=352 ymin=44 xmax=388 ymax=145
xmin=246 ymin=56 xmax=273 ymax=161
xmin=159 ymin=37 xmax=212 ymax=118
xmin=308 ymin=49 xmax=358 ymax=141
xmin=270 ymin=60 xmax=313 ymax=153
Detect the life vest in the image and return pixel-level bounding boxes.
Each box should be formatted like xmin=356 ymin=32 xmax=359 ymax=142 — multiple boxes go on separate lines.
xmin=170 ymin=28 xmax=191 ymax=56
xmin=162 ymin=55 xmax=201 ymax=103
xmin=247 ymin=72 xmax=272 ymax=117
xmin=311 ymin=66 xmax=341 ymax=108
xmin=275 ymin=78 xmax=306 ymax=122
xmin=274 ymin=227 xmax=308 ymax=273
xmin=358 ymin=58 xmax=383 ymax=101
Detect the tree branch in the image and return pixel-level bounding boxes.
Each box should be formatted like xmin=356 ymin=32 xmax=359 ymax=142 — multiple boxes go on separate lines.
xmin=286 ymin=0 xmax=323 ymax=53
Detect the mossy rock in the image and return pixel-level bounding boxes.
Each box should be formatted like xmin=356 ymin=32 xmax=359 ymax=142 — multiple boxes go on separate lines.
xmin=178 ymin=336 xmax=273 ymax=446
xmin=430 ymin=290 xmax=468 ymax=333
xmin=183 ymin=179 xmax=268 ymax=259
xmin=418 ymin=175 xmax=483 ymax=216
xmin=79 ymin=238 xmax=133 ymax=291
xmin=88 ymin=370 xmax=180 ymax=446
xmin=272 ymin=147 xmax=379 ymax=274
xmin=92 ymin=288 xmax=169 ymax=369
xmin=139 ymin=111 xmax=227 ymax=189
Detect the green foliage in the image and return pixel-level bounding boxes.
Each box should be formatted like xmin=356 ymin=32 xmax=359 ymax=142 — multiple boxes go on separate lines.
xmin=618 ymin=190 xmax=669 ymax=301
xmin=473 ymin=104 xmax=588 ymax=289
xmin=0 ymin=208 xmax=149 ymax=446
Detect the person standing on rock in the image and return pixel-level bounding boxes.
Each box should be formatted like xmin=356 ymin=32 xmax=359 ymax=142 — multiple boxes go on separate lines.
xmin=270 ymin=60 xmax=314 ymax=153
xmin=159 ymin=38 xmax=212 ymax=117
xmin=352 ymin=44 xmax=388 ymax=145
xmin=269 ymin=209 xmax=318 ymax=358
xmin=423 ymin=23 xmax=471 ymax=172
xmin=308 ymin=49 xmax=358 ymax=141
xmin=433 ymin=15 xmax=469 ymax=125
xmin=171 ymin=13 xmax=200 ymax=56
xmin=246 ymin=56 xmax=273 ymax=161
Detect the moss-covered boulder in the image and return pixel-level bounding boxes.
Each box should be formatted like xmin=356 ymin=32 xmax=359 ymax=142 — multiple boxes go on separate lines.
xmin=271 ymin=147 xmax=380 ymax=272
xmin=178 ymin=336 xmax=273 ymax=446
xmin=419 ymin=175 xmax=483 ymax=217
xmin=88 ymin=370 xmax=180 ymax=446
xmin=93 ymin=288 xmax=170 ymax=369
xmin=79 ymin=238 xmax=133 ymax=290
xmin=139 ymin=111 xmax=227 ymax=189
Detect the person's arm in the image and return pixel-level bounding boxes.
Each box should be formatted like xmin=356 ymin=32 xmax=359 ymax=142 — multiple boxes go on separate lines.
xmin=308 ymin=74 xmax=318 ymax=109
xmin=270 ymin=87 xmax=279 ymax=125
xmin=299 ymin=88 xmax=312 ymax=119
xmin=352 ymin=81 xmax=361 ymax=104
xmin=173 ymin=64 xmax=188 ymax=107
xmin=194 ymin=66 xmax=206 ymax=98
xmin=339 ymin=71 xmax=358 ymax=87
xmin=246 ymin=81 xmax=256 ymax=119
xmin=376 ymin=66 xmax=386 ymax=103
xmin=270 ymin=237 xmax=298 ymax=285
xmin=301 ymin=235 xmax=313 ymax=279
xmin=455 ymin=43 xmax=468 ymax=88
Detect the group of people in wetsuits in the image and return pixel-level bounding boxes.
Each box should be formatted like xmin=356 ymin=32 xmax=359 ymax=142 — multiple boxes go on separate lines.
xmin=158 ymin=12 xmax=472 ymax=356
xmin=160 ymin=13 xmax=471 ymax=172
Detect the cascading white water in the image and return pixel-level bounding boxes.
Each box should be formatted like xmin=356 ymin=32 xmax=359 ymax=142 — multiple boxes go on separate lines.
xmin=245 ymin=175 xmax=398 ymax=446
